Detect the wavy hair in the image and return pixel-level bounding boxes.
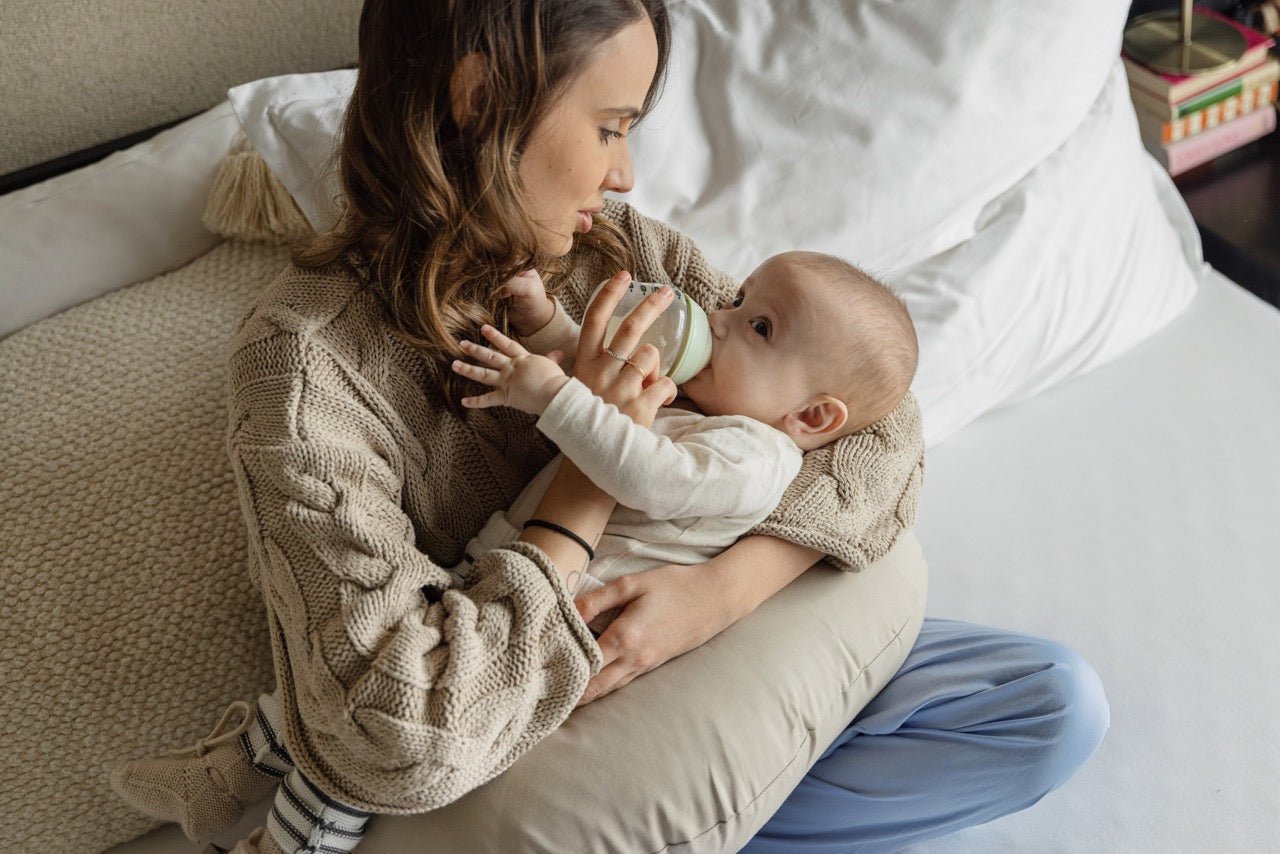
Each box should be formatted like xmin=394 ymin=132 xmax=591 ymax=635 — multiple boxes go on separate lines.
xmin=290 ymin=0 xmax=671 ymax=414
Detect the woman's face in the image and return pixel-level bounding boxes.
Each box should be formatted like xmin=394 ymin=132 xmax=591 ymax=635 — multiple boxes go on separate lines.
xmin=518 ymin=18 xmax=659 ymax=256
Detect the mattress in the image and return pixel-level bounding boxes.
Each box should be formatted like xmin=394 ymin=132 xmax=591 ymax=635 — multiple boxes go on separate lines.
xmin=907 ymin=268 xmax=1280 ymax=853
xmin=105 ymin=267 xmax=1280 ymax=854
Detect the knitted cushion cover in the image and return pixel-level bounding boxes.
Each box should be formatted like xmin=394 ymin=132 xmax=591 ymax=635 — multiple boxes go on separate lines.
xmin=0 ymin=239 xmax=288 ymax=852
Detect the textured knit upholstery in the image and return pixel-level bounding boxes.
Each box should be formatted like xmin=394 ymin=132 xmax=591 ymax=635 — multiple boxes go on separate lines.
xmin=0 ymin=240 xmax=288 ymax=852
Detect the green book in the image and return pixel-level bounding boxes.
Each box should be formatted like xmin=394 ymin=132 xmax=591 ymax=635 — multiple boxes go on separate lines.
xmin=1176 ymin=78 xmax=1244 ymax=117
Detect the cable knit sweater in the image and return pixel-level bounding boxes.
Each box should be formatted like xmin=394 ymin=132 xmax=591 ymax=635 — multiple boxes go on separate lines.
xmin=224 ymin=200 xmax=925 ymax=814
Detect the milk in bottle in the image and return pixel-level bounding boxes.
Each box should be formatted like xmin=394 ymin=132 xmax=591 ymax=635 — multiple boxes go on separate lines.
xmin=586 ymin=280 xmax=713 ymax=385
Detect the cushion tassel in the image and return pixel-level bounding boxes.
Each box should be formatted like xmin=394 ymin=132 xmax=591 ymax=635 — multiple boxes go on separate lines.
xmin=202 ymin=133 xmax=314 ymax=244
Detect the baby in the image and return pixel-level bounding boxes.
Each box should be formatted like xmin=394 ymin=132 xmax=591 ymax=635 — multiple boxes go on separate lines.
xmin=448 ymin=250 xmax=920 ymax=606
xmin=110 ymin=250 xmax=918 ymax=854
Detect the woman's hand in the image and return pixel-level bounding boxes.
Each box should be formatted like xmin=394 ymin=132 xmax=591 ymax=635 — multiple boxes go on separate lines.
xmin=573 ymin=535 xmax=822 ymax=706
xmin=452 ymin=325 xmax=569 ymax=415
xmin=575 ymin=271 xmax=678 ymax=428
xmin=499 ymin=269 xmax=557 ymax=337
xmin=572 ymin=560 xmax=739 ymax=706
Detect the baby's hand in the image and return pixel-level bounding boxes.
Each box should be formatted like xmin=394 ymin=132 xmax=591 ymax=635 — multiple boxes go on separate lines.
xmin=500 ymin=269 xmax=556 ymax=337
xmin=452 ymin=324 xmax=568 ymax=415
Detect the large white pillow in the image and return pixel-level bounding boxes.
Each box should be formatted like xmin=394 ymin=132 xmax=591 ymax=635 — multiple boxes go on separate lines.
xmin=899 ymin=62 xmax=1204 ymax=446
xmin=221 ymin=1 xmax=1202 ymax=448
xmin=627 ymin=0 xmax=1129 ymax=274
xmin=226 ymin=2 xmax=1129 ymax=265
xmin=0 ymin=101 xmax=241 ymax=340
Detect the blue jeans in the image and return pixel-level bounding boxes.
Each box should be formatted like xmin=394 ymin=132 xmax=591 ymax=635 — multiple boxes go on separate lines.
xmin=744 ymin=618 xmax=1110 ymax=853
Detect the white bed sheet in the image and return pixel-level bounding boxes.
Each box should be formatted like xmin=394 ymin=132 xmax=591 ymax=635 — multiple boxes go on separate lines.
xmin=109 ymin=268 xmax=1279 ymax=854
xmin=906 ymin=268 xmax=1280 ymax=853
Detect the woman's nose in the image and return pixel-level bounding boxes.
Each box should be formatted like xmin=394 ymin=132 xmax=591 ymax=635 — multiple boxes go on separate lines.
xmin=603 ymin=140 xmax=635 ymax=194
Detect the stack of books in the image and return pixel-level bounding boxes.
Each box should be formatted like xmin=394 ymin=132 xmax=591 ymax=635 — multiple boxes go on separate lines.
xmin=1124 ymin=8 xmax=1278 ymax=176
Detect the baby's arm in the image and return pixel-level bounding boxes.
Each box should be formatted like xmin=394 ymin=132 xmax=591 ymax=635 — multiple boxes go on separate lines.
xmin=503 ymin=269 xmax=582 ymax=372
xmin=454 ymin=312 xmax=793 ymax=523
xmin=522 ymin=297 xmax=582 ymax=373
xmin=538 ymin=379 xmax=802 ymax=521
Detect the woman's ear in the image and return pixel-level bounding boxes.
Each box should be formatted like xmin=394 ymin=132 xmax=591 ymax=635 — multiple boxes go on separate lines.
xmin=783 ymin=394 xmax=849 ymax=451
xmin=450 ymin=52 xmax=487 ymax=128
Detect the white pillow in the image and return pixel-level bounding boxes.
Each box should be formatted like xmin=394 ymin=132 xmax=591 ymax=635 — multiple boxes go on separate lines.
xmin=227 ymin=69 xmax=355 ymax=232
xmin=225 ymin=2 xmax=1129 ymax=266
xmin=899 ymin=63 xmax=1204 ymax=446
xmin=626 ymin=0 xmax=1130 ymax=274
xmin=0 ymin=101 xmax=241 ymax=340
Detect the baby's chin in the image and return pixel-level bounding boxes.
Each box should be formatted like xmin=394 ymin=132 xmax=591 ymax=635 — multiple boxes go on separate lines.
xmin=676 ymin=376 xmax=716 ymax=416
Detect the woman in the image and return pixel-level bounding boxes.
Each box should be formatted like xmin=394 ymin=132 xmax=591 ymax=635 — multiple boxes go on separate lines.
xmin=113 ymin=1 xmax=1108 ymax=852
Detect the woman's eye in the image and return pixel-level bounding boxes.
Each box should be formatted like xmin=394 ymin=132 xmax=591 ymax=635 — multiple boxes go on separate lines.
xmin=751 ymin=318 xmax=770 ymax=338
xmin=599 ymin=128 xmax=624 ymax=144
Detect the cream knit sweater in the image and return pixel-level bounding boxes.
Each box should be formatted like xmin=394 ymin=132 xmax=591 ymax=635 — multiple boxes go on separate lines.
xmin=225 ymin=201 xmax=924 ymax=814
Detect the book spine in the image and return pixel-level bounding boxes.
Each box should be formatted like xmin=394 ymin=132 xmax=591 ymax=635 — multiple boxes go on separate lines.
xmin=1176 ymin=58 xmax=1280 ymax=117
xmin=1163 ymin=81 xmax=1279 ymax=142
xmin=1176 ymin=78 xmax=1245 ymax=118
xmin=1129 ymin=58 xmax=1280 ymax=120
xmin=1125 ymin=54 xmax=1269 ymax=104
xmin=1163 ymin=106 xmax=1278 ymax=175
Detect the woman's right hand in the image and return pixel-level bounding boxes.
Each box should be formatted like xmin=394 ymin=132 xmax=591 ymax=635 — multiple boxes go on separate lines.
xmin=575 ymin=272 xmax=678 ymax=428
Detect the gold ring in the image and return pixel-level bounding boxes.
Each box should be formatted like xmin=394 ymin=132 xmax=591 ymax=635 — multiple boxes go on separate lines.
xmin=622 ymin=360 xmax=647 ymax=377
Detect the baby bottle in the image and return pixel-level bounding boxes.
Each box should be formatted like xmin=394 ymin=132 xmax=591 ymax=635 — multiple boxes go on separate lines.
xmin=586 ymin=280 xmax=713 ymax=385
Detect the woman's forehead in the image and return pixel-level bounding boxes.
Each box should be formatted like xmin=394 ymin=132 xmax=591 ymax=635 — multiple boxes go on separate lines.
xmin=570 ymin=18 xmax=659 ymax=109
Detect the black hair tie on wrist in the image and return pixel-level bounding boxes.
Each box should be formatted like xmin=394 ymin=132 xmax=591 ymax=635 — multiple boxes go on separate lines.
xmin=522 ymin=518 xmax=595 ymax=561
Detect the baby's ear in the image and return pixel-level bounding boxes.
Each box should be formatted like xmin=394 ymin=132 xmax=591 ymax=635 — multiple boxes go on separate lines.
xmin=783 ymin=395 xmax=848 ymax=450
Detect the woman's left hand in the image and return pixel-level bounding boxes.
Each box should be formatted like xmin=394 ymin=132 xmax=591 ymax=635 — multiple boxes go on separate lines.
xmin=573 ymin=560 xmax=739 ymax=706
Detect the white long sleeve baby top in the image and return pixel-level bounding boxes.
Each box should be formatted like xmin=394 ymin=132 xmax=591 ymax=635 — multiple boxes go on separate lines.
xmin=461 ymin=378 xmax=803 ymax=592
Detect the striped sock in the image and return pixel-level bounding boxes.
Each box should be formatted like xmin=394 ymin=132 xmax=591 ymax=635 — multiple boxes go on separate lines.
xmin=266 ymin=768 xmax=371 ymax=854
xmin=238 ymin=691 xmax=296 ymax=779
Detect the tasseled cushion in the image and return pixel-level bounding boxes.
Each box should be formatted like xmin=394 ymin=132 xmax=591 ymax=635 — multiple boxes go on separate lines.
xmin=202 ymin=133 xmax=314 ymax=244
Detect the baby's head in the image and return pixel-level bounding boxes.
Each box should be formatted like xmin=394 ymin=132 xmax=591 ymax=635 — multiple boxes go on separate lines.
xmin=681 ymin=251 xmax=918 ymax=451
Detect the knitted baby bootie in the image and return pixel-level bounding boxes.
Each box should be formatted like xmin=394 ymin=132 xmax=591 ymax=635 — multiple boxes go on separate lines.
xmin=204 ymin=825 xmax=284 ymax=854
xmin=109 ymin=700 xmax=279 ymax=843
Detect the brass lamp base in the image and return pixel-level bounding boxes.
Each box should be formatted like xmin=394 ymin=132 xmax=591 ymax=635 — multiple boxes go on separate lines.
xmin=1123 ymin=9 xmax=1247 ymax=76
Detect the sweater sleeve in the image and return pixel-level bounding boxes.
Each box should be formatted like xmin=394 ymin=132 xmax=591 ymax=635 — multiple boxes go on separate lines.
xmin=226 ymin=329 xmax=602 ymax=815
xmin=748 ymin=391 xmax=926 ymax=572
xmin=536 ymin=378 xmax=802 ymax=520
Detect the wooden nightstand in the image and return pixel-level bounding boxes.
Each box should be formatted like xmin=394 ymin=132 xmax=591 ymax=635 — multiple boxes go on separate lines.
xmin=1173 ymin=117 xmax=1280 ymax=308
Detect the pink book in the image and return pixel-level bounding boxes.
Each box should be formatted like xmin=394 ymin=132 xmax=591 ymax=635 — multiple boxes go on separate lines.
xmin=1157 ymin=105 xmax=1277 ymax=174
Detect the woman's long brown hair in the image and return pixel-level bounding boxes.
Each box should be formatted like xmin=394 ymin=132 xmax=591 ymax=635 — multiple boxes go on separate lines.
xmin=291 ymin=0 xmax=671 ymax=415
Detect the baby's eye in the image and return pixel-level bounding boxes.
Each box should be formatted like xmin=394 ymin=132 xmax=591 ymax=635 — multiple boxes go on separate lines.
xmin=751 ymin=318 xmax=770 ymax=338
xmin=728 ymin=294 xmax=744 ymax=308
